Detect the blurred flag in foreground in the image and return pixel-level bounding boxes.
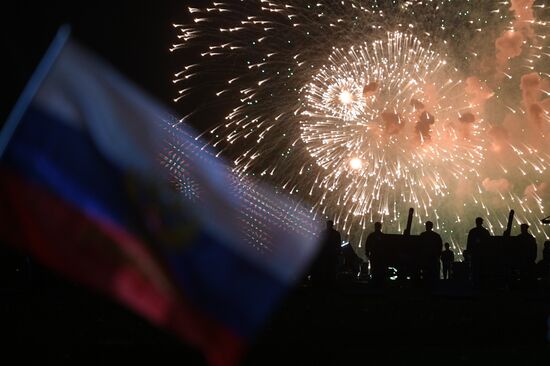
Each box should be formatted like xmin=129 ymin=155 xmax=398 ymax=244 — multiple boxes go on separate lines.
xmin=0 ymin=27 xmax=321 ymax=366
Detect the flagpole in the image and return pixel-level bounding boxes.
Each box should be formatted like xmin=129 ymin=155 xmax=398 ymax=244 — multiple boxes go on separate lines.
xmin=0 ymin=25 xmax=71 ymax=158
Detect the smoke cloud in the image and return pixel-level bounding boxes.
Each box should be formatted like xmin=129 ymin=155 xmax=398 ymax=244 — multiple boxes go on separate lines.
xmin=495 ymin=31 xmax=524 ymax=73
xmin=510 ymin=0 xmax=536 ymax=39
xmin=482 ymin=177 xmax=512 ymax=193
xmin=363 ymin=81 xmax=379 ymax=98
xmin=415 ymin=111 xmax=435 ymax=142
xmin=381 ymin=111 xmax=404 ymax=135
xmin=520 ymin=72 xmax=550 ymax=127
xmin=464 ymin=77 xmax=494 ymax=109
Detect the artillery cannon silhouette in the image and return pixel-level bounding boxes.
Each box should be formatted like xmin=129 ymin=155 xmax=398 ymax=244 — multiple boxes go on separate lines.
xmin=370 ymin=208 xmax=423 ymax=281
xmin=369 ymin=208 xmax=523 ymax=286
xmin=472 ymin=209 xmax=539 ymax=288
xmin=473 ymin=210 xmax=515 ymax=286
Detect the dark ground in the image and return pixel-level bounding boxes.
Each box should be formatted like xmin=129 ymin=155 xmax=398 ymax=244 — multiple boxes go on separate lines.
xmin=1 ymin=248 xmax=550 ymax=365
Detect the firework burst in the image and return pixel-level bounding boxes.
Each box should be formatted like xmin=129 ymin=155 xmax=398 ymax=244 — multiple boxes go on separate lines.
xmin=301 ymin=31 xmax=485 ymax=225
xmin=172 ymin=0 xmax=550 ymax=254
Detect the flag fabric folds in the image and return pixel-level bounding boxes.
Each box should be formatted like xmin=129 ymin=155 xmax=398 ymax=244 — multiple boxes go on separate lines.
xmin=0 ymin=27 xmax=320 ymax=366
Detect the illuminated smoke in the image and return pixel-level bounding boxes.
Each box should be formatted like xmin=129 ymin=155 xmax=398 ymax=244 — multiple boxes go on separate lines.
xmin=495 ymin=31 xmax=524 ymax=72
xmin=520 ymin=72 xmax=550 ymax=127
xmin=482 ymin=177 xmax=513 ymax=193
xmin=510 ymin=0 xmax=536 ymax=39
xmin=172 ymin=0 xmax=550 ymax=252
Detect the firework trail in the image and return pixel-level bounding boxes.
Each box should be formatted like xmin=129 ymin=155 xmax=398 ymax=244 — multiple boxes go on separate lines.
xmin=171 ymin=0 xmax=550 ymax=255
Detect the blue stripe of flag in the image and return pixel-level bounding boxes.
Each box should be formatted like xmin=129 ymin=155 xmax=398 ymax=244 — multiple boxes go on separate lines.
xmin=2 ymin=105 xmax=287 ymax=338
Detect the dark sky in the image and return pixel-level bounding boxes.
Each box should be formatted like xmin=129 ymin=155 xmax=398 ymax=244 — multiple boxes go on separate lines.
xmin=2 ymin=0 xmax=188 ymax=128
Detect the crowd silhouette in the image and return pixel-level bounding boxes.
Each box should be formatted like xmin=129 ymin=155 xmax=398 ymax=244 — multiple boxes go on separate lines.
xmin=310 ymin=208 xmax=550 ymax=291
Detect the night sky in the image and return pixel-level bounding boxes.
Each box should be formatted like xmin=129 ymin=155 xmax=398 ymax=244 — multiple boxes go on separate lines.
xmin=3 ymin=1 xmax=550 ymax=243
xmin=2 ymin=1 xmax=187 ymax=127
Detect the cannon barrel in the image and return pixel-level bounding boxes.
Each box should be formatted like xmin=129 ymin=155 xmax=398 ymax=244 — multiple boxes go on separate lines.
xmin=404 ymin=208 xmax=414 ymax=236
xmin=504 ymin=209 xmax=514 ymax=237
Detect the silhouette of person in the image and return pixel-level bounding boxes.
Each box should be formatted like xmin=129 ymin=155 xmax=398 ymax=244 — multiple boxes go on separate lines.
xmin=365 ymin=222 xmax=385 ymax=283
xmin=462 ymin=249 xmax=471 ymax=266
xmin=536 ymin=241 xmax=550 ymax=282
xmin=440 ymin=242 xmax=454 ymax=280
xmin=419 ymin=221 xmax=443 ymax=282
xmin=544 ymin=241 xmax=550 ymax=263
xmin=311 ymin=220 xmax=342 ymax=286
xmin=516 ymin=223 xmax=537 ymax=284
xmin=466 ymin=217 xmax=490 ymax=286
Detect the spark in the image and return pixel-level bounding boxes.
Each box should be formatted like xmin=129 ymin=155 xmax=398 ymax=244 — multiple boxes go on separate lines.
xmin=172 ymin=0 xmax=550 ymax=252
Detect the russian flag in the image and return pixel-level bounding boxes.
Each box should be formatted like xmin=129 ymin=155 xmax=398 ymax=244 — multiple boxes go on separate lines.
xmin=0 ymin=27 xmax=320 ymax=365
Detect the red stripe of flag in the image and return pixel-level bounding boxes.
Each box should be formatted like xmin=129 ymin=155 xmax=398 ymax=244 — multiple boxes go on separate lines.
xmin=0 ymin=168 xmax=245 ymax=366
